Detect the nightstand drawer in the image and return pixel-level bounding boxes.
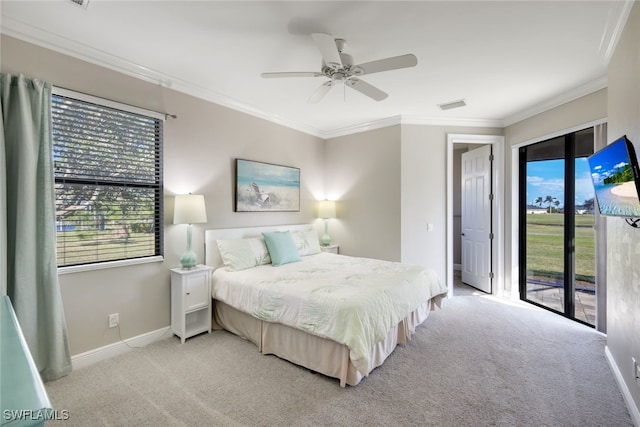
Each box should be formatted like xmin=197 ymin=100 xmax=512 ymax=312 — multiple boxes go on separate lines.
xmin=184 ymin=273 xmax=209 ymax=311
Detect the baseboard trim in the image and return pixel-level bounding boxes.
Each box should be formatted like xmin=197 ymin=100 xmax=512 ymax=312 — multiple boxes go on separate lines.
xmin=71 ymin=326 xmax=172 ymax=370
xmin=605 ymin=345 xmax=640 ymax=426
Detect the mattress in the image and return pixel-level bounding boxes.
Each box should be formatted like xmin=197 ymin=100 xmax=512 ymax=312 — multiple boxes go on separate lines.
xmin=212 ymin=252 xmax=447 ymax=376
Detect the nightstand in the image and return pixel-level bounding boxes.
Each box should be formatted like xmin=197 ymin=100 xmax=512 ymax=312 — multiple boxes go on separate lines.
xmin=170 ymin=265 xmax=212 ymax=343
xmin=320 ymin=244 xmax=339 ymax=254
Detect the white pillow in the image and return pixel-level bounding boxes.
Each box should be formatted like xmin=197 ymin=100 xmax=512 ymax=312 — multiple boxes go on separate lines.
xmin=291 ymin=229 xmax=321 ymax=256
xmin=216 ymin=237 xmax=271 ymax=271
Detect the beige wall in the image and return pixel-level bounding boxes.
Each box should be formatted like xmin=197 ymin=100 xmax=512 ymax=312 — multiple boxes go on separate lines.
xmin=606 ymin=2 xmax=640 ymax=416
xmin=324 ymin=124 xmax=503 ymax=284
xmin=1 ymin=35 xmax=324 ymax=355
xmin=400 ymin=125 xmax=502 ymax=282
xmin=324 ymin=125 xmax=402 ymax=261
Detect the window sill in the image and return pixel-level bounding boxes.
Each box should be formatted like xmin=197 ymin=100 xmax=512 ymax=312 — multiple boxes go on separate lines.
xmin=57 ymin=256 xmax=164 ymax=275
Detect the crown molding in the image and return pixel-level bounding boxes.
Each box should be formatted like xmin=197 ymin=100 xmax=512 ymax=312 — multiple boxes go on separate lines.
xmin=400 ymin=115 xmax=503 ymax=128
xmin=501 ymin=0 xmax=633 ymax=128
xmin=598 ymin=0 xmax=635 ymax=65
xmin=2 ymin=4 xmax=627 ymax=139
xmin=2 ymin=19 xmax=501 ymax=140
xmin=320 ymin=116 xmax=402 ymax=139
xmin=319 ymin=114 xmax=505 ymax=139
xmin=0 ymin=16 xmax=327 ymax=139
xmin=502 ymin=75 xmax=608 ymax=127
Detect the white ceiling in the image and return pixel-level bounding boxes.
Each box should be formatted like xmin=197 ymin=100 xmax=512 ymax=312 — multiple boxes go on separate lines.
xmin=0 ymin=1 xmax=634 ymax=138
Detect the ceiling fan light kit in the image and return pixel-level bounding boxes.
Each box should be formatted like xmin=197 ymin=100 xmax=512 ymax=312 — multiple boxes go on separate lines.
xmin=261 ymin=33 xmax=418 ymax=103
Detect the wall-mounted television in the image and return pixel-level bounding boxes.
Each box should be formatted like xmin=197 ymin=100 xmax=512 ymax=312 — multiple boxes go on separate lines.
xmin=587 ymin=135 xmax=640 ymax=217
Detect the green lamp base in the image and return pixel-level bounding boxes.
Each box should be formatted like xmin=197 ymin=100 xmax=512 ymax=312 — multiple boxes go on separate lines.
xmin=180 ymin=224 xmax=197 ymax=269
xmin=321 ymin=219 xmax=331 ymax=246
xmin=180 ymin=249 xmax=197 ymax=269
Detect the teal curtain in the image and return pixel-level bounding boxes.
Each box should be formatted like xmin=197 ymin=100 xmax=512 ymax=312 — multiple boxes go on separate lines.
xmin=0 ymin=81 xmax=6 ymax=297
xmin=1 ymin=73 xmax=71 ymax=381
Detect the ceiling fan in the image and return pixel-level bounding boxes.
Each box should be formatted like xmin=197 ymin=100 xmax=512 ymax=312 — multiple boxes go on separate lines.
xmin=261 ymin=33 xmax=418 ymax=103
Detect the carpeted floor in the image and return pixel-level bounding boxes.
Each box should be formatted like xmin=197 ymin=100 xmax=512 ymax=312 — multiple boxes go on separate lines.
xmin=45 ymin=282 xmax=633 ymax=426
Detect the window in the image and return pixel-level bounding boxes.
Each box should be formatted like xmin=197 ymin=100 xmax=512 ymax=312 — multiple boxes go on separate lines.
xmin=52 ymin=89 xmax=163 ymax=267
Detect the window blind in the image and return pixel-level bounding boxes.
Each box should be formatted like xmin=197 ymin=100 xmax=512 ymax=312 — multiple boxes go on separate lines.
xmin=52 ymin=94 xmax=163 ymax=267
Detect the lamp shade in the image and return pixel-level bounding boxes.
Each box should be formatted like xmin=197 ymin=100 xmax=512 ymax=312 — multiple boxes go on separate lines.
xmin=318 ymin=200 xmax=336 ymax=219
xmin=173 ymin=194 xmax=207 ymax=224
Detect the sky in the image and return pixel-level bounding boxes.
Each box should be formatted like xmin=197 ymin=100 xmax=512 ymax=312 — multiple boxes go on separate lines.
xmin=587 ymin=137 xmax=630 ymax=186
xmin=526 ymin=158 xmax=594 ymax=208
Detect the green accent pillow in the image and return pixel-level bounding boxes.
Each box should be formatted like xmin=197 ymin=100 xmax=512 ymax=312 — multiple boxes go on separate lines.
xmin=262 ymin=231 xmax=301 ymax=266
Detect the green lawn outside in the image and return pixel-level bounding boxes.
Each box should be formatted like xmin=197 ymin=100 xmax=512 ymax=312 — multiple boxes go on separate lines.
xmin=57 ymin=230 xmax=155 ymax=266
xmin=526 ymin=213 xmax=595 ymax=284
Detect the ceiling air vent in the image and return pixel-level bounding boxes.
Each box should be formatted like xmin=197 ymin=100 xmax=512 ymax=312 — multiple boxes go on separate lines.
xmin=67 ymin=0 xmax=89 ymax=9
xmin=438 ymin=99 xmax=466 ymax=110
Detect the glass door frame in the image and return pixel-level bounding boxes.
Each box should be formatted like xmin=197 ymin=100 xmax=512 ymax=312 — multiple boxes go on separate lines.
xmin=518 ymin=130 xmax=593 ymax=327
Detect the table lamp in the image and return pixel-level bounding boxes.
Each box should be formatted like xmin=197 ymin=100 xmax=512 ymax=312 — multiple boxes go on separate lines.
xmin=174 ymin=194 xmax=207 ymax=268
xmin=318 ymin=200 xmax=336 ymax=246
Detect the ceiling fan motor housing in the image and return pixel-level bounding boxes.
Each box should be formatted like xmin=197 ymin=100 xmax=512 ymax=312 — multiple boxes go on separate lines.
xmin=321 ymin=52 xmax=363 ymax=80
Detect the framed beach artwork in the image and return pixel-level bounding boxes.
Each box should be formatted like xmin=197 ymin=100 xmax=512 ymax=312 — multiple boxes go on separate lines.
xmin=234 ymin=159 xmax=300 ymax=212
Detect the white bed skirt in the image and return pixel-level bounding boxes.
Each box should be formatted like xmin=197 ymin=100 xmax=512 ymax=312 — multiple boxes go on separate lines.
xmin=213 ymin=295 xmax=442 ymax=387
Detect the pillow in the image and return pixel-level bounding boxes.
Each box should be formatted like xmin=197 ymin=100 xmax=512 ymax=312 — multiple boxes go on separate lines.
xmin=216 ymin=237 xmax=271 ymax=271
xmin=291 ymin=229 xmax=321 ymax=256
xmin=262 ymin=231 xmax=301 ymax=266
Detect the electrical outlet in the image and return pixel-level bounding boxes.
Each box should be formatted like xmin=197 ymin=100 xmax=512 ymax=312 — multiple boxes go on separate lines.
xmin=108 ymin=313 xmax=119 ymax=328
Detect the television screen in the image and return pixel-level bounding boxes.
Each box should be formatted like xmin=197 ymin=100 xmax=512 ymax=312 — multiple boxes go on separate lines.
xmin=588 ymin=135 xmax=640 ymax=217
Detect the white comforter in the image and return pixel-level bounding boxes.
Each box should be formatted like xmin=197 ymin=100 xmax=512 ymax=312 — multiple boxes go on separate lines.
xmin=212 ymin=252 xmax=447 ymax=375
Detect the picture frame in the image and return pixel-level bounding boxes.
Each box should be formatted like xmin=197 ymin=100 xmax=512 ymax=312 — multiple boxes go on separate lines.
xmin=234 ymin=159 xmax=300 ymax=212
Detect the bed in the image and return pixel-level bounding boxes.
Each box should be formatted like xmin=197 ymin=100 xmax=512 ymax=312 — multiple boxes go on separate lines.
xmin=204 ymin=224 xmax=447 ymax=386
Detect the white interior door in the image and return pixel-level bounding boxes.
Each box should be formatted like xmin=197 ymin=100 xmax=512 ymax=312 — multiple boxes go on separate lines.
xmin=461 ymin=145 xmax=492 ymax=293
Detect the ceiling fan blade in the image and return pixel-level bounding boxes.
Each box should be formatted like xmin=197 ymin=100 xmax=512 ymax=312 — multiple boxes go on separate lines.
xmin=353 ymin=54 xmax=418 ymax=76
xmin=308 ymin=81 xmax=334 ymax=103
xmin=311 ymin=33 xmax=343 ymax=69
xmin=261 ymin=72 xmax=324 ymax=78
xmin=347 ymin=78 xmax=388 ymax=101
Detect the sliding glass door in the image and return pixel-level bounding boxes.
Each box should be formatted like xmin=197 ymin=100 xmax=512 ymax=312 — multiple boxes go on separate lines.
xmin=573 ymin=153 xmax=597 ymax=325
xmin=519 ymin=128 xmax=596 ymax=326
